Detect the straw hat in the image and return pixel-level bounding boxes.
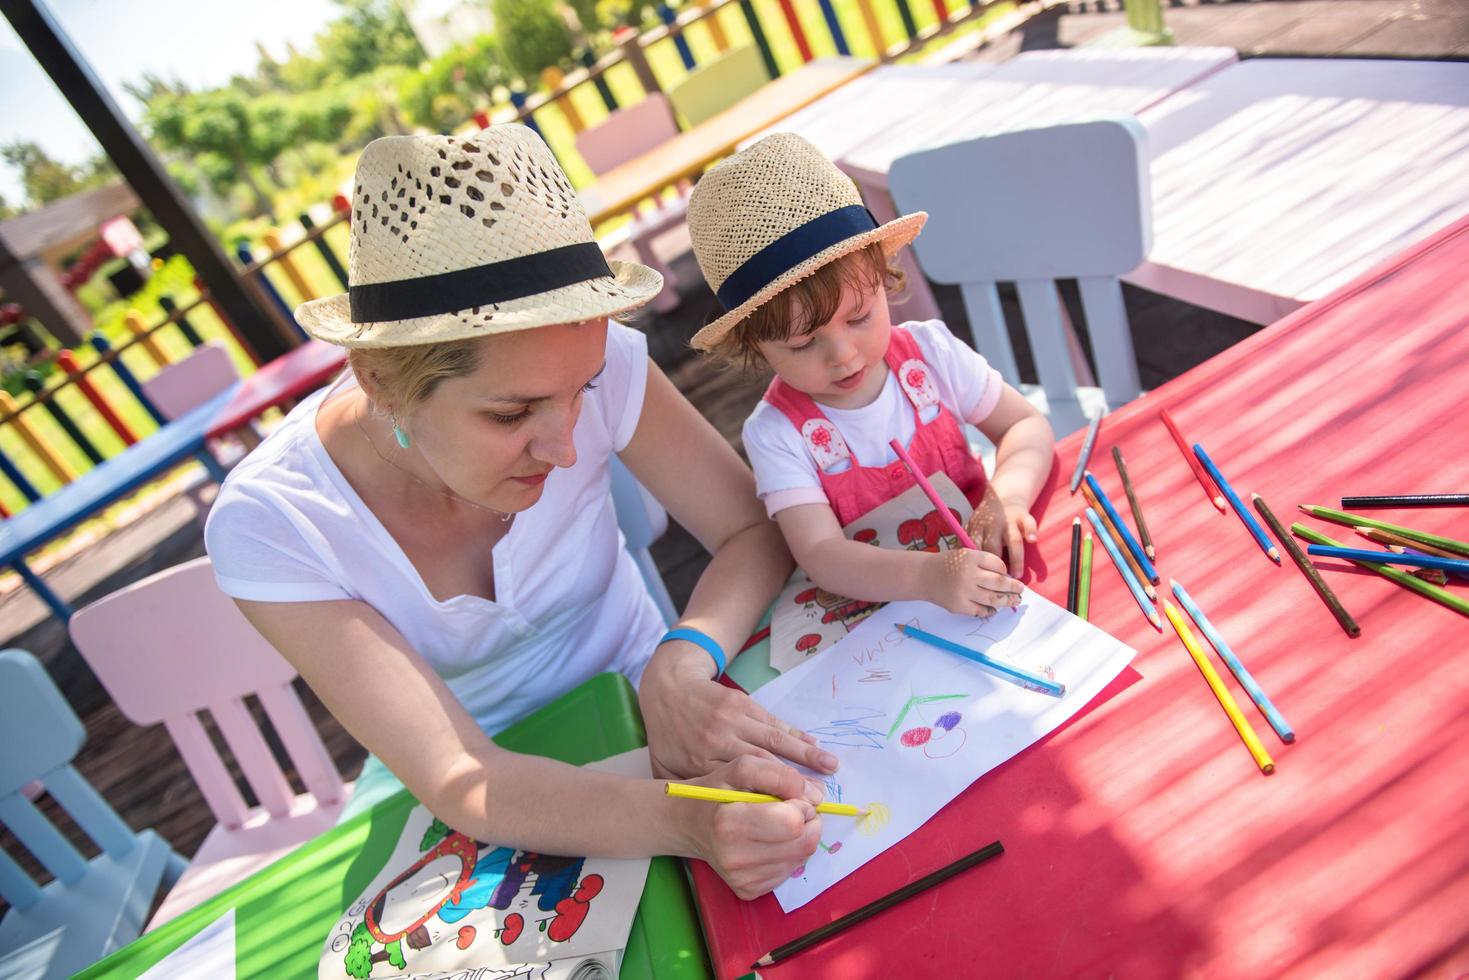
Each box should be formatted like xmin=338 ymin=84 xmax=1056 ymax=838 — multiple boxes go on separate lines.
xmin=687 ymin=132 xmax=926 ymax=351
xmin=296 ymin=129 xmax=662 ymax=348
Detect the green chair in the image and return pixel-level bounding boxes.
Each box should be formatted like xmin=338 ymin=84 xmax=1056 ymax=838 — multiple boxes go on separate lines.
xmin=667 ymin=46 xmax=770 ymax=127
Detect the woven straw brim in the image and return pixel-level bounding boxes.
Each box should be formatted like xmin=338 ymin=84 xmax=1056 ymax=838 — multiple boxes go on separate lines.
xmin=689 ymin=212 xmax=926 ymax=351
xmin=296 ymin=259 xmax=662 ymax=348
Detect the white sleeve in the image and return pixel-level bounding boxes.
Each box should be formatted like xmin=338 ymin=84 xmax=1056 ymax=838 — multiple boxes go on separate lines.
xmin=602 ymin=321 xmax=650 ymax=452
xmin=742 ymin=401 xmax=827 ymax=516
xmin=204 ymin=487 xmax=353 ymax=603
xmin=907 ymin=319 xmax=1005 ymax=425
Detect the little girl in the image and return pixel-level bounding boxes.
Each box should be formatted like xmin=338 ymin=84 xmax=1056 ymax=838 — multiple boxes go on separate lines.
xmin=686 ymin=134 xmax=1055 ymax=618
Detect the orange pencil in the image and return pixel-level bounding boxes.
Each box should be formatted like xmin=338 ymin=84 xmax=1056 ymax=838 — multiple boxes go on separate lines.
xmin=1159 ymin=407 xmax=1226 ymax=513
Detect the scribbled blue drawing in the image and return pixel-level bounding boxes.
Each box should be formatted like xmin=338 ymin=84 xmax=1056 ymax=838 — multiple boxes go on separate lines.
xmin=807 ymin=708 xmax=887 ymax=749
xmin=935 ymin=711 xmax=961 ymax=731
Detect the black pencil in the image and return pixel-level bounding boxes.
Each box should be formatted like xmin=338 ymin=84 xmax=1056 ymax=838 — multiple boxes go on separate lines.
xmin=752 ymin=840 xmax=1005 ymax=968
xmin=1252 ymin=493 xmax=1361 ymax=638
xmin=1341 ymin=493 xmax=1469 ymax=509
xmin=1067 ymin=517 xmax=1081 ymax=612
xmin=1112 ymin=445 xmax=1155 ymax=559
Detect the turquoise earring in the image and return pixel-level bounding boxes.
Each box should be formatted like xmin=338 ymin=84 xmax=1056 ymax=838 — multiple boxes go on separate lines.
xmin=391 ymin=418 xmax=410 ymax=448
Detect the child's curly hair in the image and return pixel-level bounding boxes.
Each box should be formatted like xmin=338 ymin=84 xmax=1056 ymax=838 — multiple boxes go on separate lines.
xmin=703 ymin=242 xmax=905 ymax=372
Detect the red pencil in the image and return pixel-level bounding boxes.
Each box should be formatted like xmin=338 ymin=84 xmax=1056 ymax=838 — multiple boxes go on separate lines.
xmin=1158 ymin=407 xmax=1226 ymax=513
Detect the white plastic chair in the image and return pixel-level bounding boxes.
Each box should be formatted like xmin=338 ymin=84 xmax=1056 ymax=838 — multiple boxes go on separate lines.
xmin=0 ymin=648 xmax=184 ymax=980
xmin=609 ymin=456 xmax=676 ymax=626
xmin=887 ymin=116 xmax=1150 ymax=436
xmin=68 ymin=557 xmax=349 ymax=930
xmin=577 ymin=94 xmax=687 ymax=313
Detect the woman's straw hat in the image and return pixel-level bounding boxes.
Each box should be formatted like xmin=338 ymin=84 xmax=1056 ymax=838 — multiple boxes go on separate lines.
xmin=687 ymin=132 xmax=926 ymax=351
xmin=296 ymin=128 xmax=662 ymax=348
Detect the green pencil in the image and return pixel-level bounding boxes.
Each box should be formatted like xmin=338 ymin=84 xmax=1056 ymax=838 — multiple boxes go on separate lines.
xmin=1291 ymin=523 xmax=1469 ymax=619
xmin=1076 ymin=530 xmax=1094 ymax=621
xmin=1298 ymin=505 xmax=1469 ymax=558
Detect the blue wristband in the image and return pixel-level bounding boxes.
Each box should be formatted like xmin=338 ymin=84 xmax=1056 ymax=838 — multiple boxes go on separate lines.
xmin=660 ymin=628 xmax=727 ymax=678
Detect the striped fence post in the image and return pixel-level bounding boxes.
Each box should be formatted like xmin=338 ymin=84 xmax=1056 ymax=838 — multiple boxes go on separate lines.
xmin=157 ymin=295 xmax=203 ymax=347
xmin=0 ymin=391 xmax=76 ymax=484
xmin=893 ymin=0 xmax=920 ymax=39
xmin=738 ymin=0 xmax=780 ymax=78
xmin=23 ymin=371 xmax=103 ymax=466
xmin=57 ymin=350 xmax=137 ymax=446
xmin=775 ymin=0 xmax=815 ymax=62
xmin=580 ymin=49 xmax=620 ymax=112
xmin=473 ymin=109 xmax=492 ymax=129
xmin=124 ymin=311 xmax=170 ymax=368
xmin=0 ymin=445 xmax=41 ymax=502
xmin=658 ymin=5 xmax=697 ymax=70
xmin=697 ymin=0 xmax=730 ymax=51
xmin=262 ymin=231 xmax=318 ymax=303
xmin=89 ymin=334 xmax=167 ymax=427
xmin=298 ymin=213 xmax=350 ymax=290
xmin=194 ymin=277 xmax=262 ymax=367
xmin=854 ymin=0 xmax=886 ymax=53
xmin=508 ymin=89 xmax=545 ymax=140
xmin=235 ymin=244 xmax=306 ymax=339
xmin=618 ymin=30 xmax=665 ymax=96
xmin=816 ymin=0 xmax=851 ymax=54
xmin=0 ymin=498 xmax=9 ymax=517
xmin=539 ymin=66 xmax=587 ymax=131
xmin=930 ymin=0 xmax=950 ymax=21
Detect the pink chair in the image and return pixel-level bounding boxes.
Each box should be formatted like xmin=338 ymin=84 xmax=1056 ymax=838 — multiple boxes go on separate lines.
xmin=140 ymin=341 xmax=240 ymax=421
xmin=68 ymin=556 xmax=349 ymax=930
xmin=577 ymin=94 xmax=688 ymax=313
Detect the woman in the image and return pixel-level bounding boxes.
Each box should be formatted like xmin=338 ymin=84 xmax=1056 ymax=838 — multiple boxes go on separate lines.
xmin=205 ymin=129 xmax=835 ymax=898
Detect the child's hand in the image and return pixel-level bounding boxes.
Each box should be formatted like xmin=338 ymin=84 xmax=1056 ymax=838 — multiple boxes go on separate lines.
xmin=966 ymin=493 xmax=1038 ymax=577
xmin=920 ymin=548 xmax=1023 ymax=617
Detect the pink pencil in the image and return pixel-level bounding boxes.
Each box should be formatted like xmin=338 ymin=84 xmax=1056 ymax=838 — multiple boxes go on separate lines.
xmin=889 ymin=438 xmax=978 ymax=550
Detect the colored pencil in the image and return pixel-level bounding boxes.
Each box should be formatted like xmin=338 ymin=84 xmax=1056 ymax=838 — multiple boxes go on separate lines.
xmin=1299 ymin=505 xmax=1469 ymax=558
xmin=1354 ymin=526 xmax=1464 ymax=561
xmin=1069 ymin=409 xmax=1102 ymax=494
xmin=1076 ymin=531 xmax=1094 ymax=621
xmin=1394 ymin=546 xmax=1456 ymax=584
xmin=1192 ymin=444 xmax=1280 ymax=563
xmin=1291 ymin=523 xmax=1469 ymax=620
xmin=1158 ymin=407 xmax=1226 ymax=513
xmin=664 ymin=783 xmax=866 ymax=817
xmin=889 ymin=438 xmax=978 ymax=550
xmin=1111 ymin=445 xmax=1154 ymax=559
xmin=1085 ymin=507 xmax=1162 ymax=631
xmin=900 ymin=624 xmax=1065 ymax=696
xmin=1307 ymin=545 xmax=1469 ymax=576
xmin=1253 ymin=494 xmax=1360 ymax=638
xmin=1085 ymin=472 xmax=1160 ymax=584
xmin=752 ymin=840 xmax=1005 ymax=968
xmin=1171 ymin=580 xmax=1295 ymax=743
xmin=1067 ymin=517 xmax=1081 ymax=613
xmin=1340 ymin=493 xmax=1469 ymax=509
xmin=1162 ymin=600 xmax=1275 ymax=774
xmin=1082 ymin=482 xmax=1156 ymax=600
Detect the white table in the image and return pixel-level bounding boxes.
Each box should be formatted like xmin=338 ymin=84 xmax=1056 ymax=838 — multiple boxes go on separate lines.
xmin=1131 ymin=58 xmax=1469 ymax=323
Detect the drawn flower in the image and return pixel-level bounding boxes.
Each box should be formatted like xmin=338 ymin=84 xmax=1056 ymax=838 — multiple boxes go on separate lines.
xmin=796 ymin=634 xmax=821 ymax=654
xmin=906 ymin=367 xmax=926 ymax=389
xmin=853 ymin=528 xmax=878 ymax=545
xmin=794 ymin=587 xmax=819 ymax=605
xmin=897 ymin=518 xmax=927 ymax=547
xmin=809 ymin=426 xmax=832 ymax=449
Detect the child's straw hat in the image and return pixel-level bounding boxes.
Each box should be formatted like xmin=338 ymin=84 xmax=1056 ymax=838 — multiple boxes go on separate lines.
xmin=296 ymin=128 xmax=661 ymax=348
xmin=687 ymin=132 xmax=926 ymax=351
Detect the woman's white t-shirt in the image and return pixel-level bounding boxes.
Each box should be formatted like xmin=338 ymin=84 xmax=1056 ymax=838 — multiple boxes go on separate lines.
xmin=204 ymin=322 xmax=666 ymax=737
xmin=742 ymin=319 xmax=1003 ymax=517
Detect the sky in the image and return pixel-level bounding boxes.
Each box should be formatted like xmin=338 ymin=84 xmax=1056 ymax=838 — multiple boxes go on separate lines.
xmin=0 ymin=0 xmax=343 ymax=206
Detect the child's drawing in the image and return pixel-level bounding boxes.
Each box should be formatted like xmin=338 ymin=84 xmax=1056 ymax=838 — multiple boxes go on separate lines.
xmin=770 ymin=479 xmax=972 ymax=672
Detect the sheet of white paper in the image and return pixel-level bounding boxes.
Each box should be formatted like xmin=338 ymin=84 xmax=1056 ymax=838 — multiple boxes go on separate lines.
xmin=139 ymin=908 xmax=236 ymax=979
xmin=754 ymin=590 xmax=1137 ymax=910
xmin=318 ymin=749 xmax=651 ymax=980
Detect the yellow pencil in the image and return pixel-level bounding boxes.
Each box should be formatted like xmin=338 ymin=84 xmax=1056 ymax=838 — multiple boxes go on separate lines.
xmin=1162 ymin=601 xmax=1276 ymax=775
xmin=665 ymin=782 xmax=867 ymax=816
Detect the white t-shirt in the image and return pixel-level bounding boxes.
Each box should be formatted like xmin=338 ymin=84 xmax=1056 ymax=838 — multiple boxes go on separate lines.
xmin=743 ymin=319 xmax=1003 ymax=517
xmin=204 ymin=322 xmax=667 ymax=736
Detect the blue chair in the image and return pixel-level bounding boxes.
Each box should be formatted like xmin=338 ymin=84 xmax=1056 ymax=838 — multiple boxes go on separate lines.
xmin=609 ymin=456 xmax=677 ymax=626
xmin=0 ymin=649 xmax=183 ymax=980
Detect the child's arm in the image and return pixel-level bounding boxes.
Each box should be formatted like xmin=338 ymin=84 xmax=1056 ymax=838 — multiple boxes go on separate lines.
xmin=967 ymin=385 xmax=1055 ymax=576
xmin=775 ymin=503 xmax=1022 ymax=616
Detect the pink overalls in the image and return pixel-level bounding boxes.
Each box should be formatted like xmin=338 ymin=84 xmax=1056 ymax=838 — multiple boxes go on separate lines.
xmin=763 ymin=326 xmax=989 ymax=527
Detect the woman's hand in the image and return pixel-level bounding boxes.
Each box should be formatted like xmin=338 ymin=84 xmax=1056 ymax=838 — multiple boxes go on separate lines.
xmin=966 ymin=491 xmax=1038 ymax=578
xmin=919 ymin=547 xmax=1024 ymax=617
xmin=677 ymin=756 xmax=824 ymax=900
xmin=639 ymin=639 xmax=839 ymax=780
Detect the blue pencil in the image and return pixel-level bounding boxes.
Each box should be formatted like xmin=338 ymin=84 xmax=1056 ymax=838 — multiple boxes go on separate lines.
xmin=899 ymin=624 xmax=1065 ymax=697
xmin=1306 ymin=544 xmax=1469 ymax=575
xmin=1170 ymin=580 xmax=1295 ymax=744
xmin=1084 ymin=472 xmax=1160 ymax=584
xmin=1191 ymin=443 xmax=1280 ymax=563
xmin=1084 ymin=507 xmax=1162 ymax=631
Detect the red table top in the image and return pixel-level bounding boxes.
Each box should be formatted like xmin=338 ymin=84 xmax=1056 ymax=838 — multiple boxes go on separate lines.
xmin=206 ymin=339 xmax=347 ymax=437
xmin=694 ymin=216 xmax=1469 ymax=979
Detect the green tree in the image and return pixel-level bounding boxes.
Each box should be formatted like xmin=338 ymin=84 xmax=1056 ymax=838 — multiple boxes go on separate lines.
xmin=0 ymin=141 xmax=116 ymax=210
xmin=317 ymin=0 xmax=426 ymax=83
xmin=491 ymin=0 xmax=575 ymax=83
xmin=343 ymin=923 xmax=374 ymax=978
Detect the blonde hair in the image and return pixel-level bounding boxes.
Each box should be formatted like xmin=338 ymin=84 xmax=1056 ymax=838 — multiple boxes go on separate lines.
xmin=348 ymin=338 xmax=481 ymax=414
xmin=704 ymin=243 xmax=905 ymax=371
